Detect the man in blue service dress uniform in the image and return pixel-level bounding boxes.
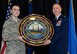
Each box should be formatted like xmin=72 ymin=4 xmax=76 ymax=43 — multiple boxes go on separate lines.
xmin=44 ymin=3 xmax=68 ymax=54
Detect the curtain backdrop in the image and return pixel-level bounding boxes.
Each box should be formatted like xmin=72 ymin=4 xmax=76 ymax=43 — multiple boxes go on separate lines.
xmin=0 ymin=0 xmax=77 ymax=49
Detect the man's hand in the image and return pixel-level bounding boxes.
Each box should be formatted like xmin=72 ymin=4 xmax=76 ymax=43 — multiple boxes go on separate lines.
xmin=18 ymin=36 xmax=26 ymax=43
xmin=43 ymin=40 xmax=51 ymax=45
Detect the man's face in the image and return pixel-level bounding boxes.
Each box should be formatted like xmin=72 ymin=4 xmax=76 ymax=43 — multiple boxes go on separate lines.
xmin=52 ymin=4 xmax=62 ymax=16
xmin=11 ymin=6 xmax=20 ymax=17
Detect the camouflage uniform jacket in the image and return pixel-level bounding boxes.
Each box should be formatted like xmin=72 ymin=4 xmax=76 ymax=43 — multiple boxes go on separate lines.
xmin=2 ymin=16 xmax=26 ymax=54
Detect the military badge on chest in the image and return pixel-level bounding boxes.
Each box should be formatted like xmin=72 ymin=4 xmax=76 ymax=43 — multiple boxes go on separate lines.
xmin=56 ymin=18 xmax=62 ymax=27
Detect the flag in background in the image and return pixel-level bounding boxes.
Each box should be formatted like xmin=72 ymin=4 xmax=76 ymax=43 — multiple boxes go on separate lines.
xmin=68 ymin=0 xmax=77 ymax=54
xmin=1 ymin=0 xmax=12 ymax=54
xmin=27 ymin=0 xmax=34 ymax=54
xmin=55 ymin=0 xmax=59 ymax=3
xmin=6 ymin=0 xmax=12 ymax=19
xmin=28 ymin=0 xmax=33 ymax=14
xmin=0 ymin=40 xmax=6 ymax=54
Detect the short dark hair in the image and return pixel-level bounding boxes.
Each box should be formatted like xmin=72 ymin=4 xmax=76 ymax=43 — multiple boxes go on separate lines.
xmin=52 ymin=3 xmax=62 ymax=8
xmin=10 ymin=4 xmax=20 ymax=10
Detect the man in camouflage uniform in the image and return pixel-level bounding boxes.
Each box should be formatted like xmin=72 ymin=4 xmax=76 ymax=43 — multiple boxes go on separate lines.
xmin=2 ymin=4 xmax=26 ymax=54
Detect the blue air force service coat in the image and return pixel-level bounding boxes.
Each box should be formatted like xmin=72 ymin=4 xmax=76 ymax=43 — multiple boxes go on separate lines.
xmin=49 ymin=14 xmax=68 ymax=54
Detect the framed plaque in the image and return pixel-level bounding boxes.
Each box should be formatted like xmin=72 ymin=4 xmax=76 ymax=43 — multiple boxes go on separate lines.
xmin=19 ymin=14 xmax=54 ymax=46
